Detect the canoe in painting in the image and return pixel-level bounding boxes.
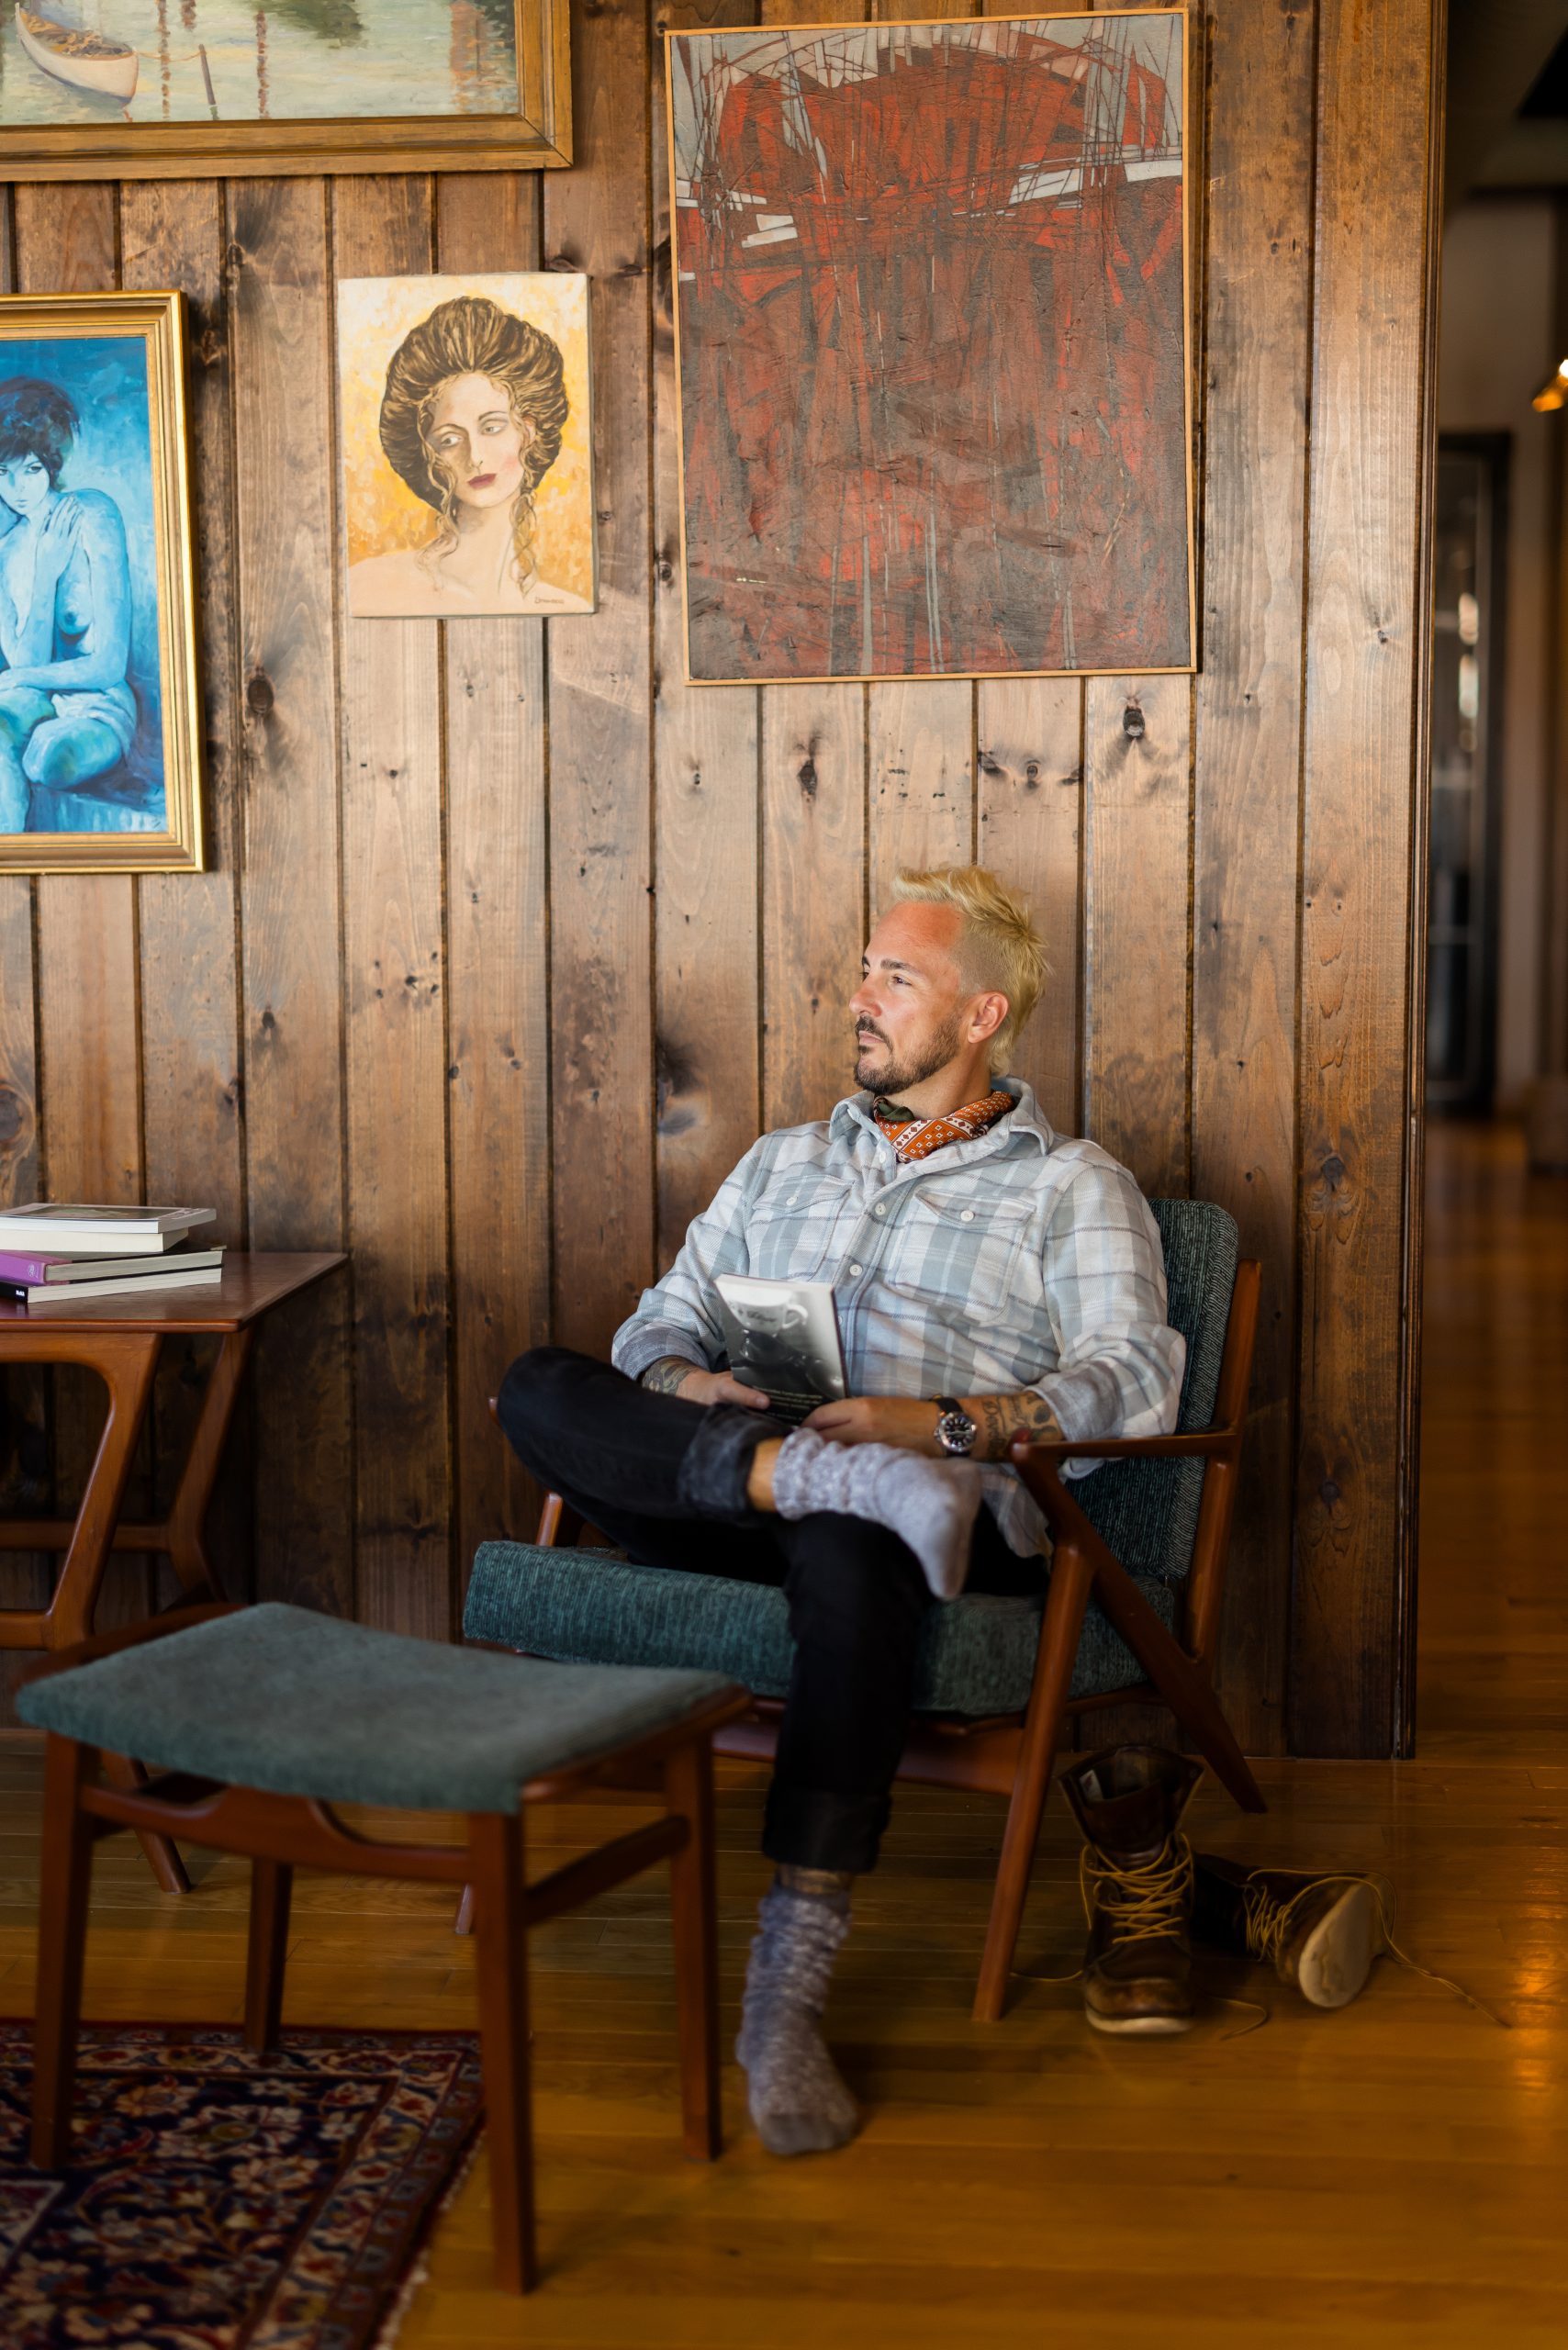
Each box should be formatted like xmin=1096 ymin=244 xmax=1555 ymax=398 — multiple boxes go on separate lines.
xmin=15 ymin=6 xmax=139 ymax=102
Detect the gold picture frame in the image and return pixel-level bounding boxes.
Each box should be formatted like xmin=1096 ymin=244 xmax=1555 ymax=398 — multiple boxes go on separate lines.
xmin=0 ymin=291 xmax=204 ymax=875
xmin=0 ymin=0 xmax=571 ymax=182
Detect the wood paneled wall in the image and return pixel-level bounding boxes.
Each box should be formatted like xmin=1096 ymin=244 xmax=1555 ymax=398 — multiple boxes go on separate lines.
xmin=0 ymin=0 xmax=1443 ymax=1757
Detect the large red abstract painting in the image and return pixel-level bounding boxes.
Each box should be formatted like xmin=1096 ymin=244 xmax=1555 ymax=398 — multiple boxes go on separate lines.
xmin=667 ymin=11 xmax=1193 ymax=684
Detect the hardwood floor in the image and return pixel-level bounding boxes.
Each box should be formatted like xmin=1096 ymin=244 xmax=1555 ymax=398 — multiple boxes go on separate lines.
xmin=3 ymin=1119 xmax=1564 ymax=2344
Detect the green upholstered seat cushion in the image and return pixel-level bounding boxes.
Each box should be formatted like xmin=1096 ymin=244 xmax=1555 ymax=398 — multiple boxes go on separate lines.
xmin=464 ymin=1543 xmax=1178 ymax=1718
xmin=1077 ymin=1198 xmax=1239 ymax=1583
xmin=16 ymin=1604 xmax=737 ymax=1815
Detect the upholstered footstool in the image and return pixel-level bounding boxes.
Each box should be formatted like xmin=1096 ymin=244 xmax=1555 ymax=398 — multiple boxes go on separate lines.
xmin=17 ymin=1601 xmax=748 ymax=2293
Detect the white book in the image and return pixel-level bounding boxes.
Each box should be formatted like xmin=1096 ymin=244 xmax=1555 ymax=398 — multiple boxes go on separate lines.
xmin=13 ymin=1264 xmax=225 ymax=1307
xmin=0 ymin=1204 xmax=218 ymax=1256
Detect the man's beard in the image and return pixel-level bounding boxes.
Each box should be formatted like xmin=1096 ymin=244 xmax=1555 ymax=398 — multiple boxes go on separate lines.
xmin=854 ymin=1011 xmax=967 ymax=1098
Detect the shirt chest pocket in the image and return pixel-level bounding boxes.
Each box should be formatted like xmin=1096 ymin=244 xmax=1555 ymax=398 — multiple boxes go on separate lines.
xmin=881 ymin=1184 xmax=1037 ymax=1315
xmin=745 ymin=1180 xmax=853 ymax=1282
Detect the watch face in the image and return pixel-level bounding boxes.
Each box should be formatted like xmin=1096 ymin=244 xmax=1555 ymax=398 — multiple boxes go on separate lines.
xmin=936 ymin=1409 xmax=977 ymax=1455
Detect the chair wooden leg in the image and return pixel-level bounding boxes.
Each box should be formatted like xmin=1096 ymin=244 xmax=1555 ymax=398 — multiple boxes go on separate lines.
xmin=1086 ymin=1555 xmax=1268 ymax=1816
xmin=1160 ymin=1671 xmax=1268 ymax=1814
xmin=244 ymin=1859 xmax=293 ymax=2052
xmin=101 ymin=1751 xmax=191 ymax=1895
xmin=468 ymin=1812 xmax=537 ymax=2294
xmin=663 ymin=1736 xmax=722 ymax=2161
xmin=30 ymin=1736 xmax=97 ymax=2170
xmin=972 ymin=1547 xmax=1094 ymax=2026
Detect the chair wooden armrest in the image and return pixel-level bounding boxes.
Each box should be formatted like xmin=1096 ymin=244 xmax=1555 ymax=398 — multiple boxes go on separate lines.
xmin=1007 ymin=1427 xmax=1235 ymax=1463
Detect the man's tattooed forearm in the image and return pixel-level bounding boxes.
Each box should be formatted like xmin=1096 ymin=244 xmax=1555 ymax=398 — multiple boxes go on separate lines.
xmin=969 ymin=1393 xmax=1066 ymax=1461
xmin=640 ymin=1357 xmax=699 ymax=1397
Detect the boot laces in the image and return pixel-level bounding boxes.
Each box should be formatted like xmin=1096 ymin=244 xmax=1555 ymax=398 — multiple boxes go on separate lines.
xmin=1081 ymin=1832 xmax=1193 ymax=1945
xmin=1240 ymin=1874 xmax=1318 ymax=1969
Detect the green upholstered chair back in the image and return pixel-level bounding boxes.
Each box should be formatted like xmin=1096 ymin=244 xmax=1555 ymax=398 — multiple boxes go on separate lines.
xmin=1073 ymin=1198 xmax=1238 ymax=1585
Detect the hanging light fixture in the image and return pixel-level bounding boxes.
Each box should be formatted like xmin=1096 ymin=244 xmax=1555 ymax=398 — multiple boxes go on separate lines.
xmin=1531 ymin=356 xmax=1568 ymax=411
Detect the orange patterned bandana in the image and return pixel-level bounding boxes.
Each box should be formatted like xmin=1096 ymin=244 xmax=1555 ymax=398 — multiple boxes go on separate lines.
xmin=872 ymin=1089 xmax=1015 ymax=1163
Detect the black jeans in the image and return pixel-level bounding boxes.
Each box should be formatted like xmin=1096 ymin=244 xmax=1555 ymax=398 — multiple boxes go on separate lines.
xmin=496 ymin=1347 xmax=1046 ymax=1874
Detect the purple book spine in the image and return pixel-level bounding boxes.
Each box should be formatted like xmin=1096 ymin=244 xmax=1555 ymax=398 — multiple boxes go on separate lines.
xmin=0 ymin=1251 xmax=65 ymax=1284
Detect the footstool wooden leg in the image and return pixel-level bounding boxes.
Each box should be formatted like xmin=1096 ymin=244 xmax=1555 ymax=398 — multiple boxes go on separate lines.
xmin=244 ymin=1860 xmax=293 ymax=2053
xmin=664 ymin=1737 xmax=722 ymax=2161
xmin=468 ymin=1812 xmax=537 ymax=2293
xmin=31 ymin=1736 xmax=97 ymax=2170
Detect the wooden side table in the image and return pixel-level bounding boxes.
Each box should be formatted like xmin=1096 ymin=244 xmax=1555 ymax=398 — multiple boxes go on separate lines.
xmin=0 ymin=1252 xmax=345 ymax=1888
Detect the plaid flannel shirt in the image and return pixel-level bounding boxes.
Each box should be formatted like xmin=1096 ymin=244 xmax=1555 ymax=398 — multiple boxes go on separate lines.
xmin=611 ymin=1080 xmax=1184 ymax=1560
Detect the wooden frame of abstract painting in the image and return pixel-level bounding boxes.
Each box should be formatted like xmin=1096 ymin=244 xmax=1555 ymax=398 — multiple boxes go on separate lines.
xmin=0 ymin=0 xmax=571 ymax=180
xmin=665 ymin=6 xmax=1197 ymax=685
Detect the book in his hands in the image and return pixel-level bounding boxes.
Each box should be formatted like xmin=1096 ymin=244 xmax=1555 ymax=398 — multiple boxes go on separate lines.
xmin=2 ymin=1263 xmax=226 ymax=1308
xmin=0 ymin=1246 xmax=226 ymax=1288
xmin=713 ymin=1274 xmax=850 ymax=1426
xmin=0 ymin=1203 xmax=217 ymax=1256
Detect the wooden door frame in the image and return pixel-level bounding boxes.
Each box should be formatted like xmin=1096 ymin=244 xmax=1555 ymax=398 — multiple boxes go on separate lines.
xmin=1396 ymin=35 xmax=1449 ymax=1759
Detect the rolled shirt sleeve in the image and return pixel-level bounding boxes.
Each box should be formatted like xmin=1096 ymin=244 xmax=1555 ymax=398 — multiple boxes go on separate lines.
xmin=610 ymin=1144 xmax=759 ymax=1382
xmin=1026 ymin=1163 xmax=1185 ymax=1475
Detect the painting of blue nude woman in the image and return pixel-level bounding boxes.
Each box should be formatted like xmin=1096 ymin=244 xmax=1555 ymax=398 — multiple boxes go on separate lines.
xmin=0 ymin=339 xmax=164 ymax=838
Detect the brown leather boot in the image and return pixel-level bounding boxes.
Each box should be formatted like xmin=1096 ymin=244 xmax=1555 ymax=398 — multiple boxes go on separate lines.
xmin=1192 ymin=1854 xmax=1383 ymax=2009
xmin=1058 ymin=1745 xmax=1204 ymax=2036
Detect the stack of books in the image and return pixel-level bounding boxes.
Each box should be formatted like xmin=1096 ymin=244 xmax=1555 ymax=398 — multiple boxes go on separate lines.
xmin=0 ymin=1204 xmax=223 ymax=1308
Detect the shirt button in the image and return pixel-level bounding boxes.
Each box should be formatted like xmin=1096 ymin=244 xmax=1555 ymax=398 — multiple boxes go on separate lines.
xmin=960 ymin=1208 xmax=976 ymax=1223
xmin=872 ymin=1203 xmax=886 ymax=1216
xmin=848 ymin=1261 xmax=864 ymax=1277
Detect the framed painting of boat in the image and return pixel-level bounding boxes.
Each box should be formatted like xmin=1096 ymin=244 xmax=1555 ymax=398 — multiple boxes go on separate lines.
xmin=0 ymin=0 xmax=570 ymax=180
xmin=666 ymin=8 xmax=1195 ymax=684
xmin=0 ymin=291 xmax=205 ymax=874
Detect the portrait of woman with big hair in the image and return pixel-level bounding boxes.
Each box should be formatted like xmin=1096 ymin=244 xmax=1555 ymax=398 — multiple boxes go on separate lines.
xmin=344 ymin=283 xmax=597 ymax=620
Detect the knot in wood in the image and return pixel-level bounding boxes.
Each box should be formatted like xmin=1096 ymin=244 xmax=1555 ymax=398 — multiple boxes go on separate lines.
xmin=1122 ymin=701 xmax=1145 ymax=742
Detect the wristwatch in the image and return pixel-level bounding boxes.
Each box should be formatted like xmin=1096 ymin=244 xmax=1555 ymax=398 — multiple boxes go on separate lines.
xmin=932 ymin=1394 xmax=979 ymax=1457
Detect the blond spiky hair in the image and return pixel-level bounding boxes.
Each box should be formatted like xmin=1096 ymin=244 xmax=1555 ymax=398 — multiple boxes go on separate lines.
xmin=890 ymin=865 xmax=1048 ymax=1075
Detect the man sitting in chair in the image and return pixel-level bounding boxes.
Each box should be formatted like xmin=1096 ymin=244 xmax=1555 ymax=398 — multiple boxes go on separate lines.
xmin=501 ymin=865 xmax=1251 ymax=2150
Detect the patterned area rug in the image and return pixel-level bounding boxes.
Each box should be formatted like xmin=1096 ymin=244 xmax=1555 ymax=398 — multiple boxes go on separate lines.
xmin=0 ymin=2023 xmax=484 ymax=2349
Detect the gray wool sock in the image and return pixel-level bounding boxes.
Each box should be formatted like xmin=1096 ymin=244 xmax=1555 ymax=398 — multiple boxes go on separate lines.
xmin=736 ymin=1881 xmax=858 ymax=2158
xmin=770 ymin=1427 xmax=984 ymax=1598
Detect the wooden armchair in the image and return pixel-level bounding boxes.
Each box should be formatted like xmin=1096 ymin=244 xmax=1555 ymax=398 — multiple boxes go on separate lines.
xmin=469 ymin=1203 xmax=1263 ymax=2021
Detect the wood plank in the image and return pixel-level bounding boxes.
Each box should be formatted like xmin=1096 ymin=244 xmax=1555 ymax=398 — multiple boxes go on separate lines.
xmin=1188 ymin=0 xmax=1315 ymax=1759
xmin=757 ymin=0 xmax=870 ymax=1135
xmin=867 ymin=680 xmax=974 ymax=908
xmin=119 ymin=181 xmax=252 ymax=1597
xmin=11 ymin=185 xmax=152 ymax=1621
xmin=229 ymin=177 xmax=353 ymax=1618
xmin=761 ymin=688 xmax=866 ymax=1131
xmin=976 ymin=679 xmax=1082 ymax=1132
xmin=1081 ymin=675 xmax=1191 ymax=1199
xmin=121 ymin=184 xmax=245 ymax=1247
xmin=1292 ymin=0 xmax=1439 ymax=1755
xmin=332 ymin=175 xmax=451 ymax=1640
xmin=434 ymin=173 xmax=550 ymax=1567
xmin=0 ymin=186 xmax=47 ymax=1682
xmin=654 ymin=0 xmax=761 ymax=1267
xmin=15 ymin=186 xmax=141 ymax=1214
xmin=543 ymin=0 xmax=655 ymax=1353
